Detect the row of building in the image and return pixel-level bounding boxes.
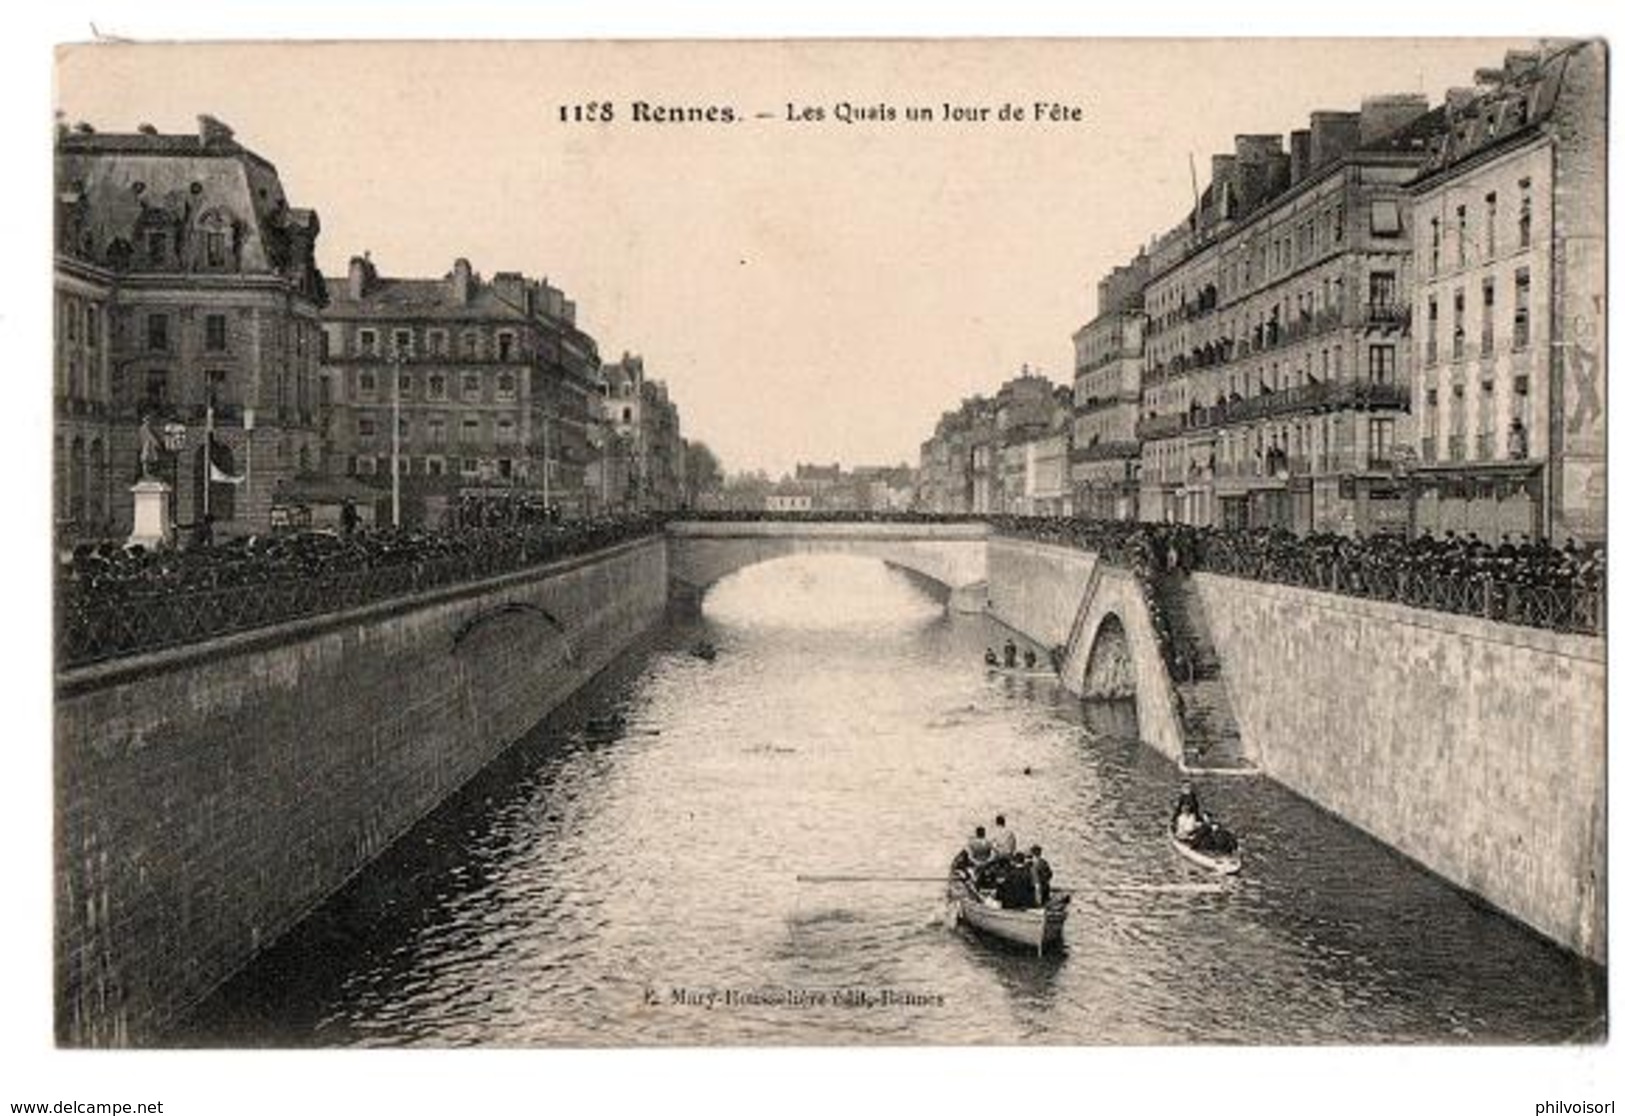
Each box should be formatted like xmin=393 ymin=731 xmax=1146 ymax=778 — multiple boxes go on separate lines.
xmin=918 ymin=41 xmax=1605 ymax=543
xmin=757 ymin=463 xmax=917 ymax=513
xmin=54 ymin=115 xmax=701 ymax=542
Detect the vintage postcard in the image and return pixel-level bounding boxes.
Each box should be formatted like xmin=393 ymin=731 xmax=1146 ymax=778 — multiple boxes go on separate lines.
xmin=36 ymin=27 xmax=1612 ymax=1115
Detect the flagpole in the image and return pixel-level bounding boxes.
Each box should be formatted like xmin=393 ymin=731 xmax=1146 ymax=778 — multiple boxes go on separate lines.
xmin=392 ymin=351 xmax=402 ymax=529
xmin=204 ymin=397 xmax=213 ymax=521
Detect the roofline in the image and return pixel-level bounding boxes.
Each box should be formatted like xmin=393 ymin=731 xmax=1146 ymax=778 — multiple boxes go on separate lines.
xmin=1143 ymin=147 xmax=1430 ymax=290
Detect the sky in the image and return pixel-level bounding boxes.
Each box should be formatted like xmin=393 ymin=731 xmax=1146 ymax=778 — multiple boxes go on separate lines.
xmin=57 ymin=39 xmax=1528 ymax=477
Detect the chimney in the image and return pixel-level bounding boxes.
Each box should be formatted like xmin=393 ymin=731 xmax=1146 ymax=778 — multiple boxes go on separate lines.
xmin=1309 ymin=110 xmax=1361 ymax=170
xmin=1358 ymin=94 xmax=1429 ymax=146
xmin=73 ymin=122 xmax=95 ymax=134
xmin=451 ymin=258 xmax=473 ymax=305
xmin=1503 ymin=50 xmax=1540 ymax=79
xmin=347 ymin=254 xmax=374 ymax=300
xmin=137 ymin=123 xmax=158 ymax=136
xmin=1474 ymin=68 xmax=1507 ymax=88
xmin=1234 ymin=133 xmax=1283 ymax=164
xmin=1289 ymin=129 xmax=1312 ymax=185
xmin=1445 ymin=87 xmax=1478 ymax=114
xmin=197 ymin=114 xmax=235 ymax=148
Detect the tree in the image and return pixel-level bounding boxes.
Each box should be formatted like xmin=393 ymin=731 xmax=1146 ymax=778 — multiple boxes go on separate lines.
xmin=682 ymin=440 xmax=724 ymax=506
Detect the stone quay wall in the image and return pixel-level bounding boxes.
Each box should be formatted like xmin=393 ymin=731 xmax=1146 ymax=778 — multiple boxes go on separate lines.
xmin=1193 ymin=572 xmax=1606 ymax=964
xmin=55 ymin=536 xmax=669 ymax=1046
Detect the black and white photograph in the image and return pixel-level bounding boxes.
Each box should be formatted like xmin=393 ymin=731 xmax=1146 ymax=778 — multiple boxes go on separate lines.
xmin=10 ymin=9 xmax=1619 ymax=1115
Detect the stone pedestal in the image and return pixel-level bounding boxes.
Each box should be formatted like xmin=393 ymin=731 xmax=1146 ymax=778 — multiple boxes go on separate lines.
xmin=128 ymin=479 xmax=172 ymax=550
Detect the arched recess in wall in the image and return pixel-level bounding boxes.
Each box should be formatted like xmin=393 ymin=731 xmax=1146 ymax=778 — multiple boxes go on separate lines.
xmin=1081 ymin=612 xmax=1136 ymax=701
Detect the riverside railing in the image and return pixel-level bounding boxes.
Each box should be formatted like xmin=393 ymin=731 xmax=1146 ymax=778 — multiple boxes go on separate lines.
xmin=56 ymin=516 xmax=664 ymax=669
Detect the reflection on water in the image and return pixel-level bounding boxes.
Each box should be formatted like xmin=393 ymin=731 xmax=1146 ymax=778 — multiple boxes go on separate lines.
xmin=179 ymin=554 xmax=1605 ymax=1046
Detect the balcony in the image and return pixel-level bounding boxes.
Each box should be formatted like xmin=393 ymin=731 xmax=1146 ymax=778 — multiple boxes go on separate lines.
xmin=1365 ymin=305 xmax=1411 ymax=333
xmin=1136 ymin=412 xmax=1188 ymax=441
xmin=1070 ymin=439 xmax=1140 ymax=463
xmin=1182 ymin=379 xmax=1409 ymax=431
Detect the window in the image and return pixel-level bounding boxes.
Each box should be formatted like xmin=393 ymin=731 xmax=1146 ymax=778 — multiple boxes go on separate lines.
xmin=146 ymin=313 xmax=169 ymax=352
xmin=496 ymin=372 xmax=517 ymax=401
xmin=145 ymin=230 xmax=167 ymax=266
xmin=461 ymin=416 xmax=481 ymax=444
xmin=85 ymin=305 xmax=98 ymax=349
xmin=427 ymin=329 xmax=449 ymax=357
xmin=1517 ymin=178 xmax=1532 ymax=249
xmin=1429 ymin=217 xmax=1440 ymax=274
xmin=358 ymin=329 xmax=378 ymax=356
xmin=426 ymin=456 xmax=445 ymax=477
xmin=1485 ymin=192 xmax=1498 ymax=257
xmin=143 ymin=369 xmax=169 ymax=408
xmin=497 ymin=459 xmax=513 ymax=479
xmin=1455 ymin=204 xmax=1468 ymax=267
xmin=205 ymin=230 xmax=226 ymax=267
xmin=1425 ymin=296 xmax=1438 ymax=365
xmin=397 ymin=372 xmax=413 ymax=397
xmin=1368 ymin=271 xmax=1397 ymax=313
xmin=358 ymin=370 xmax=377 ymax=398
xmin=497 ymin=331 xmax=516 ymax=361
xmin=496 ymin=417 xmax=517 ymax=446
xmin=1369 ymin=418 xmax=1395 ymax=469
xmin=622 ymin=406 xmax=633 ymax=423
xmin=461 ymin=372 xmax=482 ymax=401
xmin=460 ymin=457 xmax=481 ymax=478
xmin=1368 ymin=344 xmax=1395 ymax=385
xmin=357 ymin=416 xmax=377 ymax=443
xmin=1513 ymin=268 xmax=1531 ymax=349
xmin=356 ymin=455 xmax=377 ymax=476
xmin=427 ymin=373 xmax=448 ymax=401
xmin=427 ymin=416 xmax=447 ymax=445
xmin=1481 ymin=279 xmax=1496 ymax=355
xmin=1370 ymin=200 xmax=1401 ymax=237
xmin=205 ymin=313 xmax=227 ymax=352
xmin=460 ymin=330 xmax=480 ymax=358
xmin=1452 ymin=288 xmax=1466 ymax=360
xmin=391 ymin=329 xmax=413 ymax=358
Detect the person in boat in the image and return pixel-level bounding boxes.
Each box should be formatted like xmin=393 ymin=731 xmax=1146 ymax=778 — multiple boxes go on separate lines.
xmin=1173 ymin=800 xmax=1205 ymax=843
xmin=964 ymin=825 xmax=995 ymax=884
xmin=1028 ymin=845 xmax=1053 ymax=905
xmin=1002 ymin=639 xmax=1018 ymax=668
xmin=995 ymin=851 xmax=1036 ymax=910
xmin=1022 ymin=648 xmax=1038 ymax=670
xmin=984 ymin=647 xmax=999 ymax=667
xmin=1172 ymin=781 xmax=1202 ymax=824
xmin=991 ymin=814 xmax=1018 ymax=862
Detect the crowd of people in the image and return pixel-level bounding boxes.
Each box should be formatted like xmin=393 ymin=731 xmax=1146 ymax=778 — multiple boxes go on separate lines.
xmin=57 ymin=507 xmax=1603 ymax=667
xmin=56 ymin=513 xmax=665 ymax=665
xmin=994 ymin=516 xmax=1604 ymax=636
xmin=952 ymin=814 xmax=1055 ymax=911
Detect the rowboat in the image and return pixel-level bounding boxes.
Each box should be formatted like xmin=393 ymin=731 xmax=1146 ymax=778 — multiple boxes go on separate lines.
xmin=1168 ymin=825 xmax=1241 ymax=875
xmin=946 ymin=871 xmax=1069 ymax=955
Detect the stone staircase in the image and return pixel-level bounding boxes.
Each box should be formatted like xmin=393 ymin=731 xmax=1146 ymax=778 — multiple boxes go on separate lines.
xmin=1149 ymin=573 xmax=1252 ymax=773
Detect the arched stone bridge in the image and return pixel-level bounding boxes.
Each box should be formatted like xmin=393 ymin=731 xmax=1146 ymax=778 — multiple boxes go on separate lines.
xmin=664 ymin=519 xmax=992 ymax=608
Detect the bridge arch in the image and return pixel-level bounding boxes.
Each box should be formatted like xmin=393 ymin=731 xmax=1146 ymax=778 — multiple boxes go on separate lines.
xmin=1058 ymin=565 xmax=1186 ymax=765
xmin=664 ymin=521 xmax=989 ymax=608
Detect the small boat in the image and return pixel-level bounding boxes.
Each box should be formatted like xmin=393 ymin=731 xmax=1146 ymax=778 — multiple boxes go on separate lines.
xmin=1168 ymin=824 xmax=1241 ymax=876
xmin=946 ymin=870 xmax=1069 ymax=955
xmin=984 ymin=662 xmax=1055 ymax=679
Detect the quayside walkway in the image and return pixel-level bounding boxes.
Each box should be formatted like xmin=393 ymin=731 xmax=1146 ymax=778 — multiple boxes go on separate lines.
xmin=56 ymin=510 xmax=1604 ymax=670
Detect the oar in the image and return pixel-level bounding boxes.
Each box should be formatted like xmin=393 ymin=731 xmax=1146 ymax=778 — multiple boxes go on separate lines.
xmin=795 ymin=874 xmax=1229 ymax=894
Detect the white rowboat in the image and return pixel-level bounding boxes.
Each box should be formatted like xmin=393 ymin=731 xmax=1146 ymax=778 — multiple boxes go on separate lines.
xmin=1168 ymin=827 xmax=1241 ymax=876
xmin=946 ymin=872 xmax=1069 ymax=955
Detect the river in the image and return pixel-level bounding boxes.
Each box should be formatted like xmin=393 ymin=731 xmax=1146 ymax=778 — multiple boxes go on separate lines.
xmin=177 ymin=554 xmax=1604 ymax=1046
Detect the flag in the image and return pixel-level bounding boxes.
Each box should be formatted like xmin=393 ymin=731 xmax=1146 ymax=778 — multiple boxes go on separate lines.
xmin=207 ymin=438 xmax=244 ymax=484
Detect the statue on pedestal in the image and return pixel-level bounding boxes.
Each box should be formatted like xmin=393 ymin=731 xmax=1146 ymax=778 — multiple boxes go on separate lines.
xmin=138 ymin=414 xmax=161 ymax=480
